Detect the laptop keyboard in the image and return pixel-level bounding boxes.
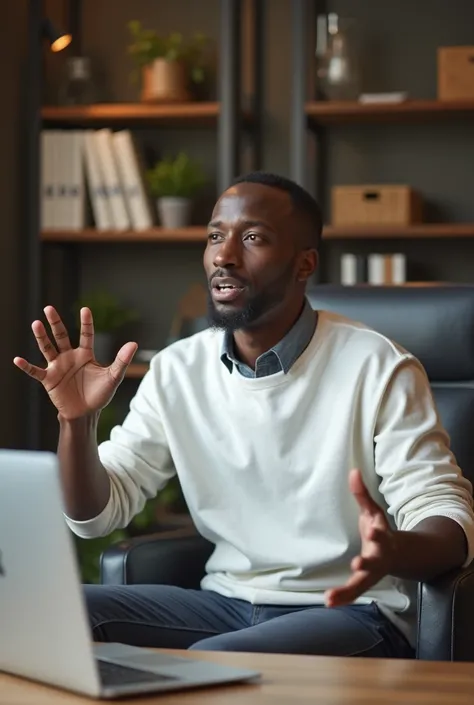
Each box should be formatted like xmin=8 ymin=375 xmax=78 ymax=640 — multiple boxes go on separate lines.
xmin=97 ymin=659 xmax=177 ymax=687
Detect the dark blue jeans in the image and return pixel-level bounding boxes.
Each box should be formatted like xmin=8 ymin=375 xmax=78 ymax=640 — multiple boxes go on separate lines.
xmin=84 ymin=585 xmax=414 ymax=658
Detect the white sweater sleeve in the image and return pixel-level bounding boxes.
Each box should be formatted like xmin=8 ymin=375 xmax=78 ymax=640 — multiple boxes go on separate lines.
xmin=374 ymin=357 xmax=474 ymax=566
xmin=65 ymin=360 xmax=175 ymax=539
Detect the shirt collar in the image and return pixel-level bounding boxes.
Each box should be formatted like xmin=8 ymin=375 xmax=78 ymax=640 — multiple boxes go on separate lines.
xmin=220 ymin=298 xmax=317 ymax=376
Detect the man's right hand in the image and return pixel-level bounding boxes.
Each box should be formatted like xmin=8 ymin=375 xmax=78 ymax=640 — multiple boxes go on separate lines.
xmin=14 ymin=305 xmax=138 ymax=420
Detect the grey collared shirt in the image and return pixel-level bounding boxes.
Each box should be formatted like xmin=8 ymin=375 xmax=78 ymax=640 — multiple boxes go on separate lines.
xmin=220 ymin=299 xmax=318 ymax=378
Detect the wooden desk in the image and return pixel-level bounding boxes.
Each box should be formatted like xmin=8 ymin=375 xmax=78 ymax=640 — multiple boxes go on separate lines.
xmin=2 ymin=649 xmax=474 ymax=704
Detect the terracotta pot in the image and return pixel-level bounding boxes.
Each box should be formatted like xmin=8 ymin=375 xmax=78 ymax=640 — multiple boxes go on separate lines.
xmin=141 ymin=59 xmax=190 ymax=103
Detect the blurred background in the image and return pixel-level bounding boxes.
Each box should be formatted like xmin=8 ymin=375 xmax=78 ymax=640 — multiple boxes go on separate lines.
xmin=2 ymin=0 xmax=474 ymax=579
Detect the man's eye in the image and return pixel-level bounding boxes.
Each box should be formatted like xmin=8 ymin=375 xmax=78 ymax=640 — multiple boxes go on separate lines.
xmin=245 ymin=233 xmax=260 ymax=242
xmin=208 ymin=232 xmax=222 ymax=241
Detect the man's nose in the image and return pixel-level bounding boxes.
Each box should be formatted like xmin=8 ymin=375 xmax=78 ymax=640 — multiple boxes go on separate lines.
xmin=213 ymin=234 xmax=242 ymax=269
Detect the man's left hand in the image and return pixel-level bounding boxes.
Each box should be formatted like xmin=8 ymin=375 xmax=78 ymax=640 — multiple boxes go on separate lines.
xmin=325 ymin=468 xmax=396 ymax=608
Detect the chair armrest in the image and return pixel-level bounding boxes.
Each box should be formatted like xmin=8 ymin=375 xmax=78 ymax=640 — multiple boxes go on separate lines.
xmin=417 ymin=561 xmax=474 ymax=661
xmin=100 ymin=526 xmax=214 ymax=588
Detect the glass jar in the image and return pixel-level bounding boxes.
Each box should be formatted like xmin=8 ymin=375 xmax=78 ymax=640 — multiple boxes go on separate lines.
xmin=315 ymin=14 xmax=361 ymax=101
xmin=58 ymin=56 xmax=96 ymax=106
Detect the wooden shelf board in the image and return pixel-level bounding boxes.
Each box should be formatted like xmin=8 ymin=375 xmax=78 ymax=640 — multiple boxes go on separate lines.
xmin=41 ymin=227 xmax=207 ymax=243
xmin=306 ymin=99 xmax=474 ymax=126
xmin=323 ymin=223 xmax=474 ymax=240
xmin=335 ymin=281 xmax=448 ymax=287
xmin=41 ymin=102 xmax=253 ymax=127
xmin=125 ymin=363 xmax=149 ymax=379
xmin=42 ymin=224 xmax=474 ymax=243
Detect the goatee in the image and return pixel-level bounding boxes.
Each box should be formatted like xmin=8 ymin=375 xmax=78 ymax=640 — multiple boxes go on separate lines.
xmin=207 ymin=259 xmax=297 ymax=333
xmin=207 ymin=294 xmax=265 ymax=333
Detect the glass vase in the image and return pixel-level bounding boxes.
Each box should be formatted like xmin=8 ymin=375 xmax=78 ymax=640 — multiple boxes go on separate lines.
xmin=315 ymin=14 xmax=361 ymax=101
xmin=58 ymin=56 xmax=96 ymax=106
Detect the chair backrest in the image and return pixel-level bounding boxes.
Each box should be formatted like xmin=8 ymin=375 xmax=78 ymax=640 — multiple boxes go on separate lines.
xmin=306 ymin=285 xmax=474 ymax=487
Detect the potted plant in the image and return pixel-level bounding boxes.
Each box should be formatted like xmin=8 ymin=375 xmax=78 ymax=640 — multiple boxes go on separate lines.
xmin=146 ymin=152 xmax=206 ymax=228
xmin=127 ymin=20 xmax=210 ymax=103
xmin=74 ymin=403 xmax=188 ymax=583
xmin=76 ymin=290 xmax=138 ymax=364
xmin=74 ymin=402 xmax=187 ymax=583
xmin=76 ymin=481 xmax=188 ymax=583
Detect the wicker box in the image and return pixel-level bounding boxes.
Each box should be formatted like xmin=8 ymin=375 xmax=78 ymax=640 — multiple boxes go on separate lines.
xmin=331 ymin=185 xmax=423 ymax=227
xmin=438 ymin=46 xmax=474 ymax=101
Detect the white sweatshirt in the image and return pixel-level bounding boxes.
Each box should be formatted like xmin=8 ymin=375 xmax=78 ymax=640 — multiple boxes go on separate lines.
xmin=66 ymin=310 xmax=474 ymax=644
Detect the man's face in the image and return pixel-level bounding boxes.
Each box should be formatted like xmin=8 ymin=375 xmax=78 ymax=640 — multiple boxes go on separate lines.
xmin=203 ymin=182 xmax=310 ymax=332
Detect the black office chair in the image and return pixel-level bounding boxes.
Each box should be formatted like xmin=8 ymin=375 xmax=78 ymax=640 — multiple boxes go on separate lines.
xmin=101 ymin=284 xmax=474 ymax=661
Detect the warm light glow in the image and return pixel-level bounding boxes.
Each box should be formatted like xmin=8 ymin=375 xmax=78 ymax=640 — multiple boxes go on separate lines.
xmin=51 ymin=33 xmax=72 ymax=52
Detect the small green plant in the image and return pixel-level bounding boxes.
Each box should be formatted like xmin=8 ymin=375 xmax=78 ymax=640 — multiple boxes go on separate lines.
xmin=75 ymin=479 xmax=186 ymax=584
xmin=76 ymin=291 xmax=138 ymax=333
xmin=74 ymin=404 xmax=185 ymax=583
xmin=127 ymin=20 xmax=209 ymax=84
xmin=146 ymin=152 xmax=207 ymax=199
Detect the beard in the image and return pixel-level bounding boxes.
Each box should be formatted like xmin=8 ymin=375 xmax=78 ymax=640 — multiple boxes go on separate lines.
xmin=207 ymin=259 xmax=297 ymax=333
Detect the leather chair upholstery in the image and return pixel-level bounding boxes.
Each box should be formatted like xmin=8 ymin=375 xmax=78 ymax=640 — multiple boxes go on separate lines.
xmin=101 ymin=284 xmax=474 ymax=661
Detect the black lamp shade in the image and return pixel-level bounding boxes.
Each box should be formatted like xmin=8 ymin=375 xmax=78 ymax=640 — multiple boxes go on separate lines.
xmin=42 ymin=17 xmax=72 ymax=52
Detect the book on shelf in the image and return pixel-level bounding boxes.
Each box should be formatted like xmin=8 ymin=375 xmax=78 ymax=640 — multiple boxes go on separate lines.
xmin=93 ymin=128 xmax=131 ymax=230
xmin=340 ymin=253 xmax=407 ymax=285
xmin=40 ymin=128 xmax=154 ymax=232
xmin=111 ymin=130 xmax=154 ymax=230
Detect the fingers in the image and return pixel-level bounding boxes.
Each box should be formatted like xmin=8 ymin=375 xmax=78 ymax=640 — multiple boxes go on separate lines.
xmin=31 ymin=320 xmax=57 ymax=363
xmin=13 ymin=357 xmax=47 ymax=383
xmin=43 ymin=306 xmax=72 ymax=352
xmin=30 ymin=306 xmax=72 ymax=363
xmin=107 ymin=342 xmax=138 ymax=384
xmin=349 ymin=468 xmax=382 ymax=516
xmin=325 ymin=570 xmax=373 ymax=608
xmin=79 ymin=307 xmax=94 ymax=350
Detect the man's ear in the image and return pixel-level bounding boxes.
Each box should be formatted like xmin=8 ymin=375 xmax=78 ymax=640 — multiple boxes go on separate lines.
xmin=297 ymin=249 xmax=318 ymax=282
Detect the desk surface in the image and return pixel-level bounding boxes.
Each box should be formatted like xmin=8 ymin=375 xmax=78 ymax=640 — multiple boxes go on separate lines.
xmin=2 ymin=649 xmax=474 ymax=704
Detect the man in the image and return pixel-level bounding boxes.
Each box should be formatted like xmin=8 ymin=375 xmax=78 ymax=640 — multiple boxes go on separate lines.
xmin=15 ymin=172 xmax=474 ymax=658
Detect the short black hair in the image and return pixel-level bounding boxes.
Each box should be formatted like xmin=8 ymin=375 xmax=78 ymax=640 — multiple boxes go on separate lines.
xmin=232 ymin=171 xmax=323 ymax=250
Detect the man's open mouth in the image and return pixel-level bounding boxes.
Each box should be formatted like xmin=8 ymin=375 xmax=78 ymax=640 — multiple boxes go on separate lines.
xmin=211 ymin=278 xmax=246 ymax=303
xmin=215 ymin=284 xmax=242 ymax=291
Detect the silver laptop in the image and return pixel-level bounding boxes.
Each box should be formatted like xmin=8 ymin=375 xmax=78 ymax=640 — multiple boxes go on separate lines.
xmin=0 ymin=450 xmax=260 ymax=699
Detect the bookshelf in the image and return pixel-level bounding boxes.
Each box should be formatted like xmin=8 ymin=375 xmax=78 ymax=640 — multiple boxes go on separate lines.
xmin=323 ymin=224 xmax=474 ymax=240
xmin=305 ymin=99 xmax=474 ymax=127
xmin=289 ymin=1 xmax=474 ymax=284
xmin=41 ymin=102 xmax=254 ymax=128
xmin=42 ymin=223 xmax=474 ymax=244
xmin=41 ymin=227 xmax=208 ymax=243
xmin=25 ymin=0 xmax=264 ymax=450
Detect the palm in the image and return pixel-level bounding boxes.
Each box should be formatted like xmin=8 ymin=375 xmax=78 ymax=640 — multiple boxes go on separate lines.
xmin=45 ymin=350 xmax=117 ymax=418
xmin=14 ymin=306 xmax=137 ymax=420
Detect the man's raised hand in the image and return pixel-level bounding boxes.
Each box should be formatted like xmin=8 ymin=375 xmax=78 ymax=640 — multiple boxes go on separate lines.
xmin=14 ymin=306 xmax=137 ymax=420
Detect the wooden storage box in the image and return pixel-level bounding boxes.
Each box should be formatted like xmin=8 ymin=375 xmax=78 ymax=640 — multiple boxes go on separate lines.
xmin=438 ymin=46 xmax=474 ymax=101
xmin=331 ymin=185 xmax=423 ymax=227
